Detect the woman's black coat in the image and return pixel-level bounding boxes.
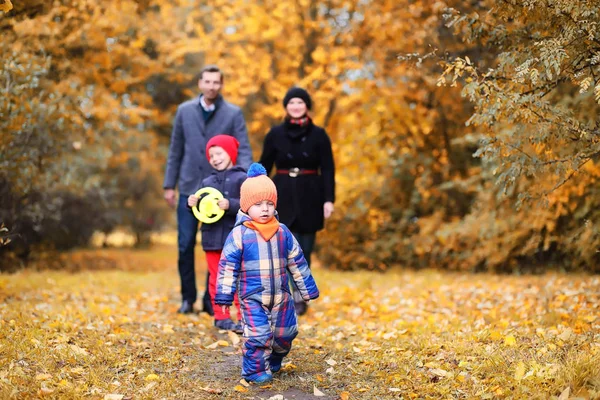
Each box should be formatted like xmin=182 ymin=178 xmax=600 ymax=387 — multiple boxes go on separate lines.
xmin=259 ymin=120 xmax=335 ymax=233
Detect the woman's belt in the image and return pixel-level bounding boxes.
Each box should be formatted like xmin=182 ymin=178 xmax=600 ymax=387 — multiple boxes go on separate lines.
xmin=276 ymin=168 xmax=318 ymax=177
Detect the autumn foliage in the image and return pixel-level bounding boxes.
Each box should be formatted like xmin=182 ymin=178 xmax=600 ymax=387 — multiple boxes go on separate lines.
xmin=2 ymin=0 xmax=600 ymax=271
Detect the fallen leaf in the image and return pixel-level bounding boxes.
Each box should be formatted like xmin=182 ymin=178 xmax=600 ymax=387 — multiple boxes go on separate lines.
xmin=35 ymin=373 xmax=52 ymax=381
xmin=314 ymin=386 xmax=326 ymax=397
xmin=199 ymin=386 xmax=223 ymax=394
xmin=583 ymin=315 xmax=597 ymax=323
xmin=326 ymin=358 xmax=337 ymax=366
xmin=217 ymin=340 xmax=229 ymax=347
xmin=514 ymin=361 xmax=526 ymax=380
xmin=144 ymin=374 xmax=159 ymax=381
xmin=558 ymin=387 xmax=570 ymax=400
xmin=504 ymin=335 xmax=516 ymax=346
xmin=162 ymin=325 xmax=174 ymax=334
xmin=326 ymin=367 xmax=335 ymax=374
xmin=430 ymin=368 xmax=449 ymax=377
xmin=234 ymin=385 xmax=248 ymax=392
xmin=267 ymin=395 xmax=284 ymax=400
xmin=389 ymin=388 xmax=402 ymax=392
xmin=383 ymin=331 xmax=396 ymax=340
xmin=205 ymin=342 xmax=219 ymax=349
xmin=239 ymin=378 xmax=250 ymax=387
xmin=260 ymin=384 xmax=273 ymax=389
xmin=70 ymin=344 xmax=89 ymax=356
xmin=282 ymin=363 xmax=297 ymax=371
xmin=489 ymin=330 xmax=502 ymax=341
xmin=228 ymin=331 xmax=240 ymax=346
xmin=0 ymin=0 xmax=13 ymax=13
xmin=38 ymin=387 xmax=55 ymax=396
xmin=558 ymin=328 xmax=572 ymax=342
xmin=104 ymin=395 xmax=124 ymax=400
xmin=340 ymin=391 xmax=351 ymax=400
xmin=141 ymin=382 xmax=157 ymax=392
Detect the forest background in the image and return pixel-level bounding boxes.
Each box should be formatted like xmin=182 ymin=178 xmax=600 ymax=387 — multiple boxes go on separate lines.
xmin=2 ymin=0 xmax=600 ymax=273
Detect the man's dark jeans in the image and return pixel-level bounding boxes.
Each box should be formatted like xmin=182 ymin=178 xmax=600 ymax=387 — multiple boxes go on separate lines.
xmin=177 ymin=196 xmax=199 ymax=304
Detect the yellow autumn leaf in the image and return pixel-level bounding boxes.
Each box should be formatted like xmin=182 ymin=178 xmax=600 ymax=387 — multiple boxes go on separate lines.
xmin=39 ymin=387 xmax=55 ymax=395
xmin=282 ymin=363 xmax=297 ymax=371
xmin=340 ymin=391 xmax=351 ymax=400
xmin=144 ymin=374 xmax=159 ymax=381
xmin=227 ymin=331 xmax=240 ymax=346
xmin=504 ymin=335 xmax=516 ymax=346
xmin=514 ymin=361 xmax=526 ymax=380
xmin=104 ymin=395 xmax=124 ymax=400
xmin=0 ymin=0 xmax=13 ymax=13
xmin=239 ymin=378 xmax=250 ymax=387
xmin=217 ymin=340 xmax=229 ymax=347
xmin=234 ymin=385 xmax=248 ymax=392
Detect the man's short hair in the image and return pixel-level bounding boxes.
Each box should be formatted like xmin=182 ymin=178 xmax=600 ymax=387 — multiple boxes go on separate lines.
xmin=200 ymin=65 xmax=223 ymax=82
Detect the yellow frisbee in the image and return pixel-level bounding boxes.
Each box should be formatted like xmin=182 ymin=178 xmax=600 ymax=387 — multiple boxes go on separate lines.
xmin=192 ymin=187 xmax=225 ymax=224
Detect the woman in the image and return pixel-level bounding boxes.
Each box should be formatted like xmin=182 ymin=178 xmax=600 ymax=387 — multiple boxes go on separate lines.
xmin=259 ymin=87 xmax=335 ymax=315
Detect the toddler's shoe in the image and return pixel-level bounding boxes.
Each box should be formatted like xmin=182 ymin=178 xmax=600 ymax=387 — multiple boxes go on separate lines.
xmin=214 ymin=318 xmax=243 ymax=333
xmin=269 ymin=354 xmax=284 ymax=373
xmin=249 ymin=372 xmax=273 ymax=384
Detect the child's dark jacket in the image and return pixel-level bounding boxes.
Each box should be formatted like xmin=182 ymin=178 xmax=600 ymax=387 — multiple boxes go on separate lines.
xmin=199 ymin=166 xmax=247 ymax=251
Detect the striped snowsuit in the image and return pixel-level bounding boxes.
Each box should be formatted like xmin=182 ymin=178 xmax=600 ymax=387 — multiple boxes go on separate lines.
xmin=215 ymin=212 xmax=319 ymax=381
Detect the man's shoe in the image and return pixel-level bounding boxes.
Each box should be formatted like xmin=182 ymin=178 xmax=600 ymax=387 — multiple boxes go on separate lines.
xmin=177 ymin=300 xmax=194 ymax=314
xmin=294 ymin=301 xmax=307 ymax=316
xmin=215 ymin=318 xmax=243 ymax=333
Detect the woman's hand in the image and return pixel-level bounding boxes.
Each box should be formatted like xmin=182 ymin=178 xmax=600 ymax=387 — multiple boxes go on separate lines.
xmin=324 ymin=201 xmax=334 ymax=219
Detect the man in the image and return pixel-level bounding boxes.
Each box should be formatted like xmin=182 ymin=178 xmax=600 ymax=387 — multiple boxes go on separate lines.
xmin=163 ymin=65 xmax=252 ymax=314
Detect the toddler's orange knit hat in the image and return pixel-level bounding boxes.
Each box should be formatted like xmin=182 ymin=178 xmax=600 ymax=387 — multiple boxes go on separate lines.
xmin=240 ymin=163 xmax=278 ymax=212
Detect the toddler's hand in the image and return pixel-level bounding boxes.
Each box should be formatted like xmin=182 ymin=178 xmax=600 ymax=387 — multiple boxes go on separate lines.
xmin=217 ymin=199 xmax=230 ymax=210
xmin=220 ymin=305 xmax=230 ymax=314
xmin=187 ymin=195 xmax=199 ymax=208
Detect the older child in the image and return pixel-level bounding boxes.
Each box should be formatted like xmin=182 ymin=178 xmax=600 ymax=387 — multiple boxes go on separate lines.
xmin=215 ymin=163 xmax=319 ymax=383
xmin=187 ymin=135 xmax=246 ymax=332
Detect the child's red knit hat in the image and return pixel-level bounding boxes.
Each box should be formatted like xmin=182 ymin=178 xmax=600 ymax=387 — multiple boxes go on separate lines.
xmin=206 ymin=135 xmax=239 ymax=165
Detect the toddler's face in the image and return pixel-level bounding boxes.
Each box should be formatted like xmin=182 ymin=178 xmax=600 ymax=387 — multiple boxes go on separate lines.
xmin=247 ymin=200 xmax=275 ymax=223
xmin=208 ymin=146 xmax=232 ymax=171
